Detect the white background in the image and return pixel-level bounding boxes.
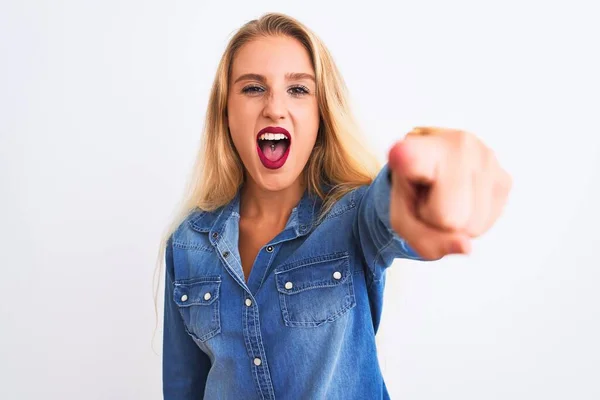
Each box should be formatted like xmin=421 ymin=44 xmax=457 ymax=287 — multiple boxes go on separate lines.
xmin=1 ymin=1 xmax=599 ymax=399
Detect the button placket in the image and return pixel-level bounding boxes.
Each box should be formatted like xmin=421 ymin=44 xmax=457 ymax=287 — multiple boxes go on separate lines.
xmin=242 ymin=290 xmax=275 ymax=399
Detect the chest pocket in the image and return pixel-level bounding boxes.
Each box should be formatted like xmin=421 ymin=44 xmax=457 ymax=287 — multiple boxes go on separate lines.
xmin=275 ymin=252 xmax=355 ymax=328
xmin=173 ymin=277 xmax=221 ymax=342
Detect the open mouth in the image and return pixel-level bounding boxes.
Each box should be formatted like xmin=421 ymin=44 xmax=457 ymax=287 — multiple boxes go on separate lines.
xmin=256 ymin=127 xmax=291 ymax=169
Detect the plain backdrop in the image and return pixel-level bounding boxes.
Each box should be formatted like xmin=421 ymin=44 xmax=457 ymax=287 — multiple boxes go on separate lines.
xmin=1 ymin=1 xmax=599 ymax=399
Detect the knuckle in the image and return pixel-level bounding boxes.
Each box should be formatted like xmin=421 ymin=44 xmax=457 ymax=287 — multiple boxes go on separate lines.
xmin=431 ymin=208 xmax=466 ymax=231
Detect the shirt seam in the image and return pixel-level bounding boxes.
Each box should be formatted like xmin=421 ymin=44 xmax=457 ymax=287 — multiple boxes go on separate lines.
xmin=370 ymin=235 xmax=395 ymax=286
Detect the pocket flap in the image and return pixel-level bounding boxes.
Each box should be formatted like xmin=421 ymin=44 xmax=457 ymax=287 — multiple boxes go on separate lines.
xmin=275 ymin=252 xmax=350 ymax=295
xmin=173 ymin=277 xmax=221 ymax=307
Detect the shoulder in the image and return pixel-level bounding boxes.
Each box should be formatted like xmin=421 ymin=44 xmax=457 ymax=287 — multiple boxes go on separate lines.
xmin=319 ymin=184 xmax=370 ymax=221
xmin=169 ymin=207 xmax=220 ymax=251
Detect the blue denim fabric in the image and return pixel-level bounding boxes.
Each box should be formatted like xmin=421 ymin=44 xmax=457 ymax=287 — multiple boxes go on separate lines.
xmin=163 ymin=164 xmax=422 ymax=399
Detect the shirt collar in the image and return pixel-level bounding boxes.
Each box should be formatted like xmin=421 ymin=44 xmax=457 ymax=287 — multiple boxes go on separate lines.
xmin=188 ymin=186 xmax=322 ymax=237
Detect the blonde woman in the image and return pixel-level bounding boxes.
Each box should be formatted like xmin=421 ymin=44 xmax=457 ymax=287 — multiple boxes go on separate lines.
xmin=158 ymin=12 xmax=511 ymax=399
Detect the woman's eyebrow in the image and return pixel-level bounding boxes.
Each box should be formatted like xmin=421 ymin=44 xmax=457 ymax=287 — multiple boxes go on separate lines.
xmin=234 ymin=73 xmax=266 ymax=84
xmin=233 ymin=72 xmax=315 ymax=84
xmin=285 ymin=72 xmax=315 ymax=82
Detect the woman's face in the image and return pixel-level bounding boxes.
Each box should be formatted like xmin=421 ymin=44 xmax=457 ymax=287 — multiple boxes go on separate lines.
xmin=227 ymin=35 xmax=319 ymax=193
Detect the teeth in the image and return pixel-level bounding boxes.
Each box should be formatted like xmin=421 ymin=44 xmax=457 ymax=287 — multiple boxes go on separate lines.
xmin=259 ymin=133 xmax=288 ymax=141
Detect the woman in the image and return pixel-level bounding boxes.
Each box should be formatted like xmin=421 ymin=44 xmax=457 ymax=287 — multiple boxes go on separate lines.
xmin=158 ymin=12 xmax=511 ymax=399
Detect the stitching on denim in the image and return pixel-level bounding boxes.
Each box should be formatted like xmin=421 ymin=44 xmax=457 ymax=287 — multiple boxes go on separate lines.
xmin=346 ymin=263 xmax=355 ymax=310
xmin=353 ymin=267 xmax=364 ymax=276
xmin=242 ymin=303 xmax=254 ymax=359
xmin=173 ymin=280 xmax=220 ymax=308
xmin=324 ymin=199 xmax=357 ymax=221
xmin=223 ymin=214 xmax=246 ymax=279
xmin=275 ymin=273 xmax=350 ymax=294
xmin=280 ymin=286 xmax=290 ymax=324
xmin=278 ymin=272 xmax=357 ymax=327
xmin=174 ymin=289 xmax=221 ymax=342
xmin=173 ymin=284 xmax=202 ymax=341
xmin=212 ymin=291 xmax=220 ymax=333
xmin=275 ymin=252 xmax=349 ymax=274
xmin=248 ymin=294 xmax=274 ymax=399
xmin=172 ymin=240 xmax=213 ymax=252
xmin=179 ymin=312 xmax=203 ymax=341
xmin=283 ymin=296 xmax=356 ymax=327
xmin=371 ymin=236 xmax=394 ymax=285
xmin=257 ymin=247 xmax=276 ymax=293
xmin=216 ymin=240 xmax=247 ymax=291
xmin=255 ymin=306 xmax=276 ymax=399
xmin=186 ymin=211 xmax=210 ymax=232
xmin=174 ymin=276 xmax=221 ymax=285
xmin=275 ymin=258 xmax=350 ymax=293
xmin=248 ymin=304 xmax=265 ymax=400
xmin=195 ymin=305 xmax=220 ymax=341
xmin=251 ymin=350 xmax=265 ymax=400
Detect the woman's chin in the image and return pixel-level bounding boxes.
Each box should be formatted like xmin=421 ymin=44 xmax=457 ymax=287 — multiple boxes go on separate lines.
xmin=257 ymin=175 xmax=294 ymax=192
xmin=250 ymin=166 xmax=298 ymax=193
xmin=242 ymin=154 xmax=305 ymax=193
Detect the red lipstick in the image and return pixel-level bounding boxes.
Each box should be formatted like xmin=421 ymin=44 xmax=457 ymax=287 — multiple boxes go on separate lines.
xmin=256 ymin=126 xmax=291 ymax=170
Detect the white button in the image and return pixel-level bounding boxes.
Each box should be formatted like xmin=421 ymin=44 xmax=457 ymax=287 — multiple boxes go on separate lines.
xmin=253 ymin=357 xmax=262 ymax=366
xmin=284 ymin=281 xmax=293 ymax=290
xmin=333 ymin=271 xmax=342 ymax=280
xmin=204 ymin=292 xmax=211 ymax=301
xmin=180 ymin=294 xmax=188 ymax=302
xmin=245 ymin=298 xmax=252 ymax=307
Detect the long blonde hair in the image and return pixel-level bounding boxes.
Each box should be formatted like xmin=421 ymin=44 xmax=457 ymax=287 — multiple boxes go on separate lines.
xmin=152 ymin=12 xmax=380 ymax=350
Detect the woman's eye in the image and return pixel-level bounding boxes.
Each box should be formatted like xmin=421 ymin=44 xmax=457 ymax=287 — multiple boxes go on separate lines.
xmin=242 ymin=85 xmax=264 ymax=95
xmin=241 ymin=85 xmax=310 ymax=97
xmin=288 ymin=85 xmax=310 ymax=96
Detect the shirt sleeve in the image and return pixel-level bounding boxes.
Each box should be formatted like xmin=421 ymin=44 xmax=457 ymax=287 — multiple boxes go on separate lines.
xmin=163 ymin=236 xmax=211 ymax=399
xmin=353 ymin=164 xmax=424 ymax=283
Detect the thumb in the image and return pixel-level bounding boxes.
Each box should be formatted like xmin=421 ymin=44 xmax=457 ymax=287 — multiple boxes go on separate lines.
xmin=388 ymin=136 xmax=445 ymax=185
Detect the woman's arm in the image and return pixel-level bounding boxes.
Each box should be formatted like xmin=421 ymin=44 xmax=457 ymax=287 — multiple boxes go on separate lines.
xmin=163 ymin=237 xmax=211 ymax=399
xmin=353 ymin=164 xmax=423 ymax=284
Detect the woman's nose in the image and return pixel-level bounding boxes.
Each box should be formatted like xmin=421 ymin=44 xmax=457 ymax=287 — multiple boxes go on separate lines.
xmin=262 ymin=92 xmax=286 ymax=120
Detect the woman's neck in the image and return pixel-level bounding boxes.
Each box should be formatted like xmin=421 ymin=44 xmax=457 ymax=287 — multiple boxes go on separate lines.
xmin=239 ymin=176 xmax=306 ymax=226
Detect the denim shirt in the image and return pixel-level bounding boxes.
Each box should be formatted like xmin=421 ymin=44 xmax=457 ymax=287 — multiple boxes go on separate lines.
xmin=163 ymin=164 xmax=422 ymax=399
